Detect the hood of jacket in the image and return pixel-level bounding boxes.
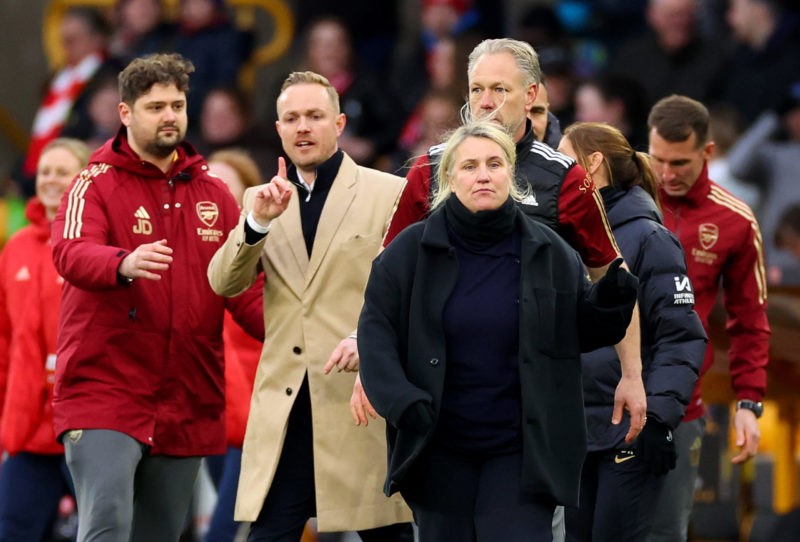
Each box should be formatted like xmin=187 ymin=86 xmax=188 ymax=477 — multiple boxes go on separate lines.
xmin=91 ymin=126 xmax=207 ymax=180
xmin=24 ymin=197 xmax=50 ymax=241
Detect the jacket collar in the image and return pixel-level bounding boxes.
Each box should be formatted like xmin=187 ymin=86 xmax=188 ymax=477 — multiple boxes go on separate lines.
xmin=92 ymin=126 xmax=206 ymax=179
xmin=516 ymin=120 xmax=536 ymax=162
xmin=24 ymin=197 xmax=51 ymax=240
xmin=659 ymin=161 xmax=711 ymax=210
xmin=287 ymin=149 xmax=344 ymax=198
xmin=602 ymin=185 xmax=663 ymax=228
xmin=420 ymin=199 xmax=551 ymax=255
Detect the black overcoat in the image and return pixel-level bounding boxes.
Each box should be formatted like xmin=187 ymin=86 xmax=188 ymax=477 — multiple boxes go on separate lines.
xmin=358 ymin=204 xmax=636 ymax=507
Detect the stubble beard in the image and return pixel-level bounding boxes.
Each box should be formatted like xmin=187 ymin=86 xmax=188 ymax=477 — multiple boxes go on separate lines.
xmin=146 ymin=129 xmax=184 ymax=158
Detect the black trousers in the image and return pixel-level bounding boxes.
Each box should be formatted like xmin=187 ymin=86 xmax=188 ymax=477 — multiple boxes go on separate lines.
xmin=401 ymin=444 xmax=555 ymax=542
xmin=247 ymin=378 xmax=413 ymax=542
xmin=565 ymin=448 xmax=666 ymax=542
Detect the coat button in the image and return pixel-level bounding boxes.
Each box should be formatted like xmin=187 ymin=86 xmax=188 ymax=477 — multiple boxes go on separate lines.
xmin=286 ymin=387 xmax=293 ymax=396
xmin=293 ymin=346 xmax=302 ymax=354
xmin=429 ymin=358 xmax=439 ymax=366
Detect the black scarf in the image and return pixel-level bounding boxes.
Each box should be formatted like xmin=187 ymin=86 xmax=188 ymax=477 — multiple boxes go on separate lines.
xmin=444 ymin=195 xmax=518 ymax=245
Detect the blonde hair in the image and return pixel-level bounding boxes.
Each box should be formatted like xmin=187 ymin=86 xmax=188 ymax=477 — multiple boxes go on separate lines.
xmin=431 ymin=120 xmax=527 ymax=210
xmin=207 ymin=148 xmax=262 ymax=190
xmin=278 ymin=71 xmax=340 ymax=114
xmin=41 ymin=138 xmax=91 ymax=168
xmin=468 ymin=38 xmax=542 ymax=87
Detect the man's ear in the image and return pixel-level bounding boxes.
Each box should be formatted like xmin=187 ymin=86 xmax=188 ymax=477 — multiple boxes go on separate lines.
xmin=702 ymin=141 xmax=715 ymax=161
xmin=335 ymin=113 xmax=346 ymax=137
xmin=525 ymin=83 xmax=538 ymax=113
xmin=119 ymin=102 xmax=131 ymax=127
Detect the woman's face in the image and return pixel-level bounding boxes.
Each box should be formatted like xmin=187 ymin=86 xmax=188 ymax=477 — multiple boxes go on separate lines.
xmin=307 ymin=21 xmax=350 ymax=76
xmin=36 ymin=147 xmax=83 ymax=219
xmin=449 ymin=136 xmax=511 ymax=213
xmin=208 ymin=161 xmax=246 ymax=207
xmin=201 ymin=91 xmax=246 ymax=144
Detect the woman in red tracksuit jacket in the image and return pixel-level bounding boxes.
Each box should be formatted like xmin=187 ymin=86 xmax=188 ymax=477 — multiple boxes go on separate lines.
xmin=0 ymin=138 xmax=89 ymax=541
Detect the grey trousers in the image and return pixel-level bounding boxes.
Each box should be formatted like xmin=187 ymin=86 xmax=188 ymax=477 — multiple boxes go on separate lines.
xmin=647 ymin=418 xmax=705 ymax=542
xmin=63 ymin=429 xmax=202 ymax=542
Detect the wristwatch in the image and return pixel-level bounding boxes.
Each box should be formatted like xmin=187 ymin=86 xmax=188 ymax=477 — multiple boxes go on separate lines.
xmin=736 ymin=400 xmax=764 ymax=418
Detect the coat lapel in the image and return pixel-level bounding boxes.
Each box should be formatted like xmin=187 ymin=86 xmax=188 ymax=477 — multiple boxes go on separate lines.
xmin=305 ymin=154 xmax=358 ymax=287
xmin=268 ymin=184 xmax=308 ymax=298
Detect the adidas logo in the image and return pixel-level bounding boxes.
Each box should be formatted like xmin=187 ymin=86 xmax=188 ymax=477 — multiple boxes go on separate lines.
xmin=133 ymin=206 xmax=153 ymax=235
xmin=15 ymin=266 xmax=31 ymax=281
xmin=520 ymin=193 xmax=538 ymax=206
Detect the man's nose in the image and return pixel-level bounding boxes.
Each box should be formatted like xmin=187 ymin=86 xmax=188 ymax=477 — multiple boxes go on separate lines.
xmin=659 ymin=162 xmax=675 ymax=181
xmin=479 ymin=92 xmax=495 ymax=109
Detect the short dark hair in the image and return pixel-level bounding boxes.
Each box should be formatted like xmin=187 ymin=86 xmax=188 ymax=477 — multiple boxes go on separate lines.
xmin=118 ymin=53 xmax=195 ymax=105
xmin=647 ymin=95 xmax=710 ymax=148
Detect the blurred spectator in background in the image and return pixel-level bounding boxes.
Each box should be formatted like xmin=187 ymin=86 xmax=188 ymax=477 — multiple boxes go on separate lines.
xmin=0 ymin=138 xmax=89 ymax=542
xmin=19 ymin=7 xmax=120 ymax=197
xmin=610 ymin=0 xmax=730 ymax=110
xmin=706 ymin=104 xmax=761 ymax=209
xmin=109 ymin=0 xmax=177 ymax=62
xmin=723 ymin=0 xmax=800 ymax=124
xmin=387 ymin=88 xmax=462 ymax=174
xmin=392 ymin=31 xmax=478 ymax=172
xmin=392 ymin=0 xmax=482 ymax=127
xmin=294 ymin=0 xmax=400 ymax=76
xmin=203 ymin=148 xmax=264 ymax=542
xmin=727 ymin=82 xmax=800 ymax=284
xmin=420 ymin=0 xmax=480 ymax=47
xmin=72 ymin=74 xmax=121 ymax=151
xmin=303 ymin=16 xmax=403 ymax=167
xmin=512 ymin=5 xmax=573 ymax=143
xmin=514 ymin=4 xmax=571 ymax=69
xmin=193 ymin=85 xmax=276 ymax=169
xmin=774 ymin=205 xmax=800 ymax=267
xmin=573 ymin=73 xmax=649 ymax=150
xmin=175 ymin=0 xmax=251 ymax=122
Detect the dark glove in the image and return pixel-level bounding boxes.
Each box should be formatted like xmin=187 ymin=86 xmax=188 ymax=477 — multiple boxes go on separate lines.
xmin=636 ymin=419 xmax=677 ymax=476
xmin=398 ymin=401 xmax=435 ymax=435
xmin=593 ymin=258 xmax=639 ymax=308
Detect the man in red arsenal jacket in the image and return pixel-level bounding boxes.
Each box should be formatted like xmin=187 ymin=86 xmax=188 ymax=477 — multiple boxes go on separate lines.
xmin=51 ymin=53 xmax=263 ymax=542
xmin=646 ymin=95 xmax=770 ymax=542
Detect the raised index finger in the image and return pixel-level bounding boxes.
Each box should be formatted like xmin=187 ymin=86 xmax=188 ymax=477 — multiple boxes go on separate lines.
xmin=277 ymin=156 xmax=287 ymax=181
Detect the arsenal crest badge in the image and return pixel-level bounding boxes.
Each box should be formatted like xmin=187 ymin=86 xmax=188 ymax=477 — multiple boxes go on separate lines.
xmin=698 ymin=223 xmax=719 ymax=250
xmin=196 ymin=201 xmax=219 ymax=228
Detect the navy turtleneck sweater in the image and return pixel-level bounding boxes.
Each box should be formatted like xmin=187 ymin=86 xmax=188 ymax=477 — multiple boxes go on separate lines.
xmin=434 ymin=197 xmax=523 ymax=455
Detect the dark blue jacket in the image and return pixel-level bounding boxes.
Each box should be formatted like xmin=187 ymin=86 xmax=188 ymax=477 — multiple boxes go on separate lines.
xmin=358 ymin=203 xmax=637 ymax=506
xmin=583 ymin=186 xmax=707 ymax=452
